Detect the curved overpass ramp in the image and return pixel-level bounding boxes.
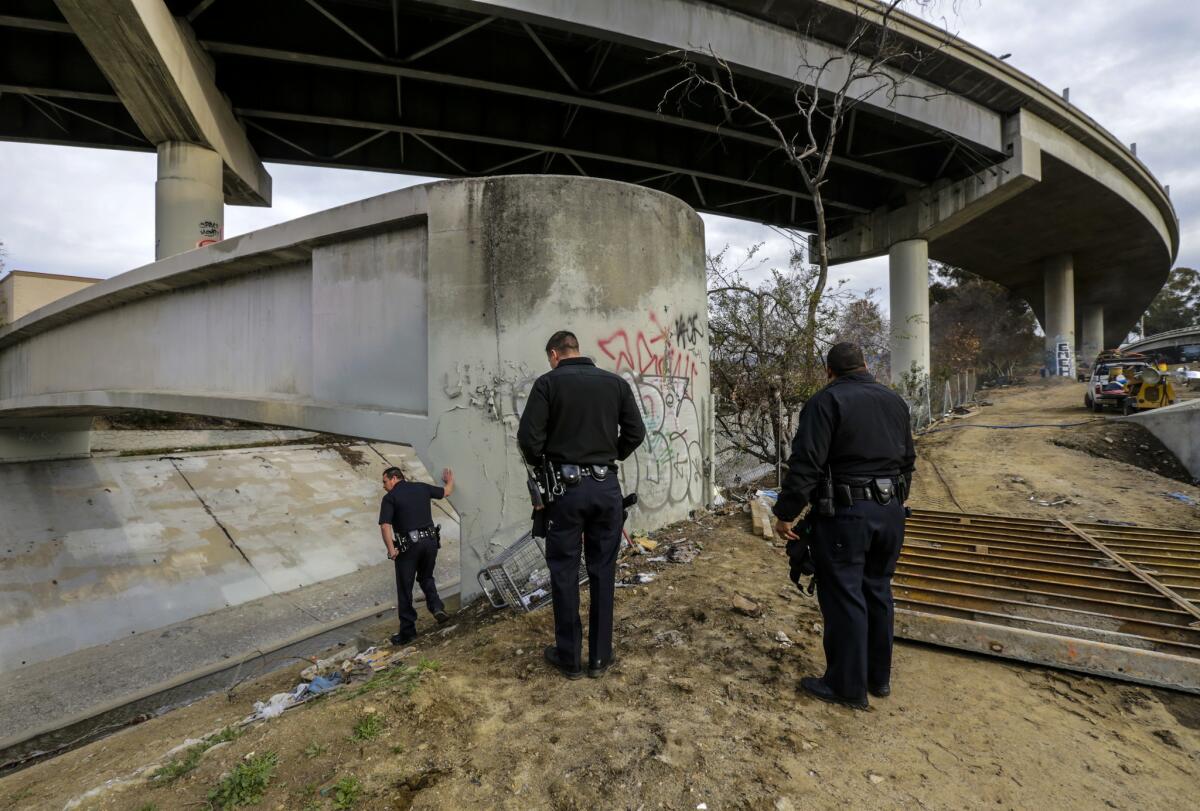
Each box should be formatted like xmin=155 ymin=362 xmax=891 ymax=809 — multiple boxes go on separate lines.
xmin=1123 ymin=327 xmax=1200 ymax=363
xmin=0 ymin=0 xmax=1178 ymax=375
xmin=0 ymin=176 xmax=712 ymax=599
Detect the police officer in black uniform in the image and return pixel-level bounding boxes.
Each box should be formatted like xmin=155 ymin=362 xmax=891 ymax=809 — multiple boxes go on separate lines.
xmin=773 ymin=342 xmax=915 ymax=710
xmin=378 ymin=465 xmax=454 ymax=645
xmin=517 ymin=330 xmax=646 ymax=679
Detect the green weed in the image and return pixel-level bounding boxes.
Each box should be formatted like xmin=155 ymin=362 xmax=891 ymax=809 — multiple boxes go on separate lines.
xmin=351 ymin=712 xmax=384 ymax=741
xmin=151 ymin=726 xmax=243 ymax=782
xmin=207 ymin=751 xmax=278 ymax=809
xmin=342 ymin=659 xmax=439 ymax=700
xmin=303 ymin=741 xmax=326 ymax=759
xmin=332 ymin=776 xmax=363 ymax=810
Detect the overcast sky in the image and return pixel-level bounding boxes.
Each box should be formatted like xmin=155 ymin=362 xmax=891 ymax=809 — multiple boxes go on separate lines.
xmin=1 ymin=1 xmax=1196 ymax=317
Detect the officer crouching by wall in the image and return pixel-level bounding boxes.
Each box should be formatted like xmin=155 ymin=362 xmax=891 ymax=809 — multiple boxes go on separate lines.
xmin=773 ymin=342 xmax=915 ymax=710
xmin=517 ymin=330 xmax=646 ymax=679
xmin=379 ymin=465 xmax=454 ymax=645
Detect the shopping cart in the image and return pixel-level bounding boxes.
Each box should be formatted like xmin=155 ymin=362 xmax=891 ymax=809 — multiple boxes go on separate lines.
xmin=477 ymin=494 xmax=639 ymax=612
xmin=477 ymin=531 xmax=586 ymax=612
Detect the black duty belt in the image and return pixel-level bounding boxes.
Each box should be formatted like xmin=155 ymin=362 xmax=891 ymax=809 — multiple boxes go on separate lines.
xmin=395 ymin=523 xmax=439 ymax=552
xmin=834 ymin=478 xmax=902 ymax=503
xmin=554 ymin=463 xmax=617 ymax=485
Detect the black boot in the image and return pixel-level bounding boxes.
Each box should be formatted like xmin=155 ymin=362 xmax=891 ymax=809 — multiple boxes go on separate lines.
xmin=544 ymin=646 xmax=583 ymax=680
xmin=800 ymin=676 xmax=868 ymax=710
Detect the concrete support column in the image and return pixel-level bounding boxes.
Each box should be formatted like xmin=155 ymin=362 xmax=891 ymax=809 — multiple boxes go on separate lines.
xmin=888 ymin=238 xmax=930 ymax=386
xmin=1043 ymin=254 xmax=1076 ymax=377
xmin=155 ymin=142 xmax=223 ymax=260
xmin=0 ymin=417 xmax=92 ymax=463
xmin=1080 ymin=304 xmax=1105 ymax=368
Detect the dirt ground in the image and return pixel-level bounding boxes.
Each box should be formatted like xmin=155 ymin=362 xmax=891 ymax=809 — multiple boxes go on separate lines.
xmin=914 ymin=378 xmax=1200 ymax=522
xmin=3 ymin=379 xmax=1199 ymax=811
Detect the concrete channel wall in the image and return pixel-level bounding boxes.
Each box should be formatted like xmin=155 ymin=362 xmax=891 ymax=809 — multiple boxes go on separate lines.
xmin=0 ymin=441 xmax=457 ymax=673
xmin=0 ymin=176 xmax=712 ymax=599
xmin=1122 ymin=399 xmax=1200 ymax=480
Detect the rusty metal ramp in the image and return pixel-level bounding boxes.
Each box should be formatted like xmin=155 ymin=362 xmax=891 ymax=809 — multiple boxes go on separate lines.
xmin=895 ymin=509 xmax=1200 ymax=693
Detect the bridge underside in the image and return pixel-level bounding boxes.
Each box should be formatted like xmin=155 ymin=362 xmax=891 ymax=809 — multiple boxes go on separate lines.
xmin=0 ymin=0 xmax=1003 ymax=229
xmin=0 ymin=0 xmax=1178 ymax=361
xmin=931 ymin=154 xmax=1174 ymax=350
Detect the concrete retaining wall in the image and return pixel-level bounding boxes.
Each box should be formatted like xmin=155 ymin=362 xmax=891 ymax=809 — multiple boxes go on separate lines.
xmin=1121 ymin=399 xmax=1200 ymax=480
xmin=0 ymin=442 xmax=457 ymax=673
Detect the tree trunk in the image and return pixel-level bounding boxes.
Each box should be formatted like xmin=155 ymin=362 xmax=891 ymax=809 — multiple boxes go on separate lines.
xmin=806 ymin=193 xmax=830 ymax=372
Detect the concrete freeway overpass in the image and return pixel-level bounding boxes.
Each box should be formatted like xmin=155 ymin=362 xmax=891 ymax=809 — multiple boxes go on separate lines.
xmin=0 ymin=0 xmax=1180 ymax=375
xmin=1123 ymin=326 xmax=1200 ymax=365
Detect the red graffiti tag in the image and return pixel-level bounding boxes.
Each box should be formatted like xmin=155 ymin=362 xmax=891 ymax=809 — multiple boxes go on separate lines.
xmin=597 ymin=311 xmax=701 ymax=390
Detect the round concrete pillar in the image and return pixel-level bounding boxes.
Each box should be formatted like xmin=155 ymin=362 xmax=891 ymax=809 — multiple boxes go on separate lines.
xmin=155 ymin=142 xmax=223 ymax=260
xmin=1080 ymin=304 xmax=1104 ymax=369
xmin=1043 ymin=254 xmax=1076 ymax=377
xmin=888 ymin=238 xmax=930 ymax=386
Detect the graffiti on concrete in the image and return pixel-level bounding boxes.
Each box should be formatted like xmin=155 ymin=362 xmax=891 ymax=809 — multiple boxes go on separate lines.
xmin=445 ymin=309 xmax=710 ymax=515
xmin=449 ymin=360 xmax=538 ymax=437
xmin=597 ymin=309 xmax=709 ymax=513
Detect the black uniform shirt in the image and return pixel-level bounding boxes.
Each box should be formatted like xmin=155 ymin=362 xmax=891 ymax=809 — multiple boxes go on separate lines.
xmin=378 ymin=481 xmax=445 ymax=533
xmin=773 ymin=370 xmax=916 ymax=522
xmin=517 ymin=356 xmax=647 ymax=466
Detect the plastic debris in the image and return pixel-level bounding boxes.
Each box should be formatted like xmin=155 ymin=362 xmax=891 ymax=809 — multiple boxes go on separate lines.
xmin=307 ymin=673 xmax=343 ymax=694
xmin=300 ymin=647 xmax=358 ymax=681
xmin=617 ymin=572 xmax=656 ymax=588
xmin=250 ymin=683 xmax=308 ymax=720
xmin=355 ymin=647 xmax=392 ymax=672
xmin=520 ymin=588 xmax=550 ymax=608
xmin=1166 ymin=491 xmax=1197 ymax=505
xmin=668 ymin=543 xmax=699 ymax=564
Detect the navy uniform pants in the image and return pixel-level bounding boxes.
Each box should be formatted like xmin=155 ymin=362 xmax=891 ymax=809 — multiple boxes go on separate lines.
xmin=393 ymin=536 xmax=444 ymax=638
xmin=544 ymin=475 xmax=624 ymax=669
xmin=810 ymin=497 xmax=906 ymax=700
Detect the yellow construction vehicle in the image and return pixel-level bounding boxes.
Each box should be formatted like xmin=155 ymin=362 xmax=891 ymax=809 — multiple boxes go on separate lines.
xmin=1122 ymin=365 xmax=1176 ymax=415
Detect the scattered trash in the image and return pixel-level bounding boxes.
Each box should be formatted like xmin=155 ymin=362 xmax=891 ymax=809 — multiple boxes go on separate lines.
xmin=249 ymin=683 xmax=308 ymax=721
xmin=300 ymin=648 xmax=358 ymax=681
xmin=667 ymin=543 xmax=700 ymax=564
xmin=307 ymin=673 xmax=343 ymax=695
xmin=653 ymin=629 xmax=687 ymax=648
xmin=354 ymin=647 xmax=391 ymax=672
xmin=732 ymin=593 xmax=762 ymax=617
xmin=617 ymin=572 xmax=657 ymax=588
xmin=520 ymin=588 xmax=550 ymax=609
xmin=632 ymin=537 xmax=660 ymax=553
xmin=868 ymin=773 xmax=886 ymax=785
xmin=1166 ymin=492 xmax=1197 ymax=505
xmin=749 ymin=491 xmax=779 ymax=538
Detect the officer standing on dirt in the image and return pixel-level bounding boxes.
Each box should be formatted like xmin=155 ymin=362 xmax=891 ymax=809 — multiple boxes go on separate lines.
xmin=379 ymin=465 xmax=454 ymax=645
xmin=517 ymin=330 xmax=646 ymax=679
xmin=773 ymin=342 xmax=915 ymax=710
